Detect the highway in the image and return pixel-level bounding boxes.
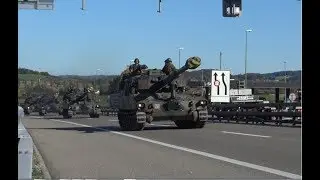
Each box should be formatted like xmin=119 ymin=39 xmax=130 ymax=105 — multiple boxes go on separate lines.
xmin=23 ymin=114 xmax=301 ymax=179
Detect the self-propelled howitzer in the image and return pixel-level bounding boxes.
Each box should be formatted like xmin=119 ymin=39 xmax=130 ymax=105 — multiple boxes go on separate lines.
xmin=60 ymin=87 xmax=101 ymax=119
xmin=114 ymin=56 xmax=209 ymax=131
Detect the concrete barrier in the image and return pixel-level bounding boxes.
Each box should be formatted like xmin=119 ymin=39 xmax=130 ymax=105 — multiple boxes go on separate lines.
xmin=18 ymin=106 xmax=33 ymax=180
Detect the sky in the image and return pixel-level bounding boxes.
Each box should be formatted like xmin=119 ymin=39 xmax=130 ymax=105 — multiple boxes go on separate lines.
xmin=18 ymin=0 xmax=302 ymax=76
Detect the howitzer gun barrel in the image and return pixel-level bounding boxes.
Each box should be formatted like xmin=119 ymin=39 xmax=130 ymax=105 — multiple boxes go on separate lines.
xmin=134 ymin=56 xmax=201 ymax=101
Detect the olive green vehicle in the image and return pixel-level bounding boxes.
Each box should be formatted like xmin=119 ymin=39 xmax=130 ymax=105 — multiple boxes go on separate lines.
xmin=60 ymin=87 xmax=101 ymax=119
xmin=109 ymin=57 xmax=209 ymax=131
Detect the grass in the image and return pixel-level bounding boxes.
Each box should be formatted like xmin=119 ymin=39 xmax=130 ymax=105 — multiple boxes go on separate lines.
xmin=32 ymin=148 xmax=45 ymax=179
xmin=259 ymin=93 xmax=285 ymax=102
xmin=19 ymin=74 xmax=49 ymax=81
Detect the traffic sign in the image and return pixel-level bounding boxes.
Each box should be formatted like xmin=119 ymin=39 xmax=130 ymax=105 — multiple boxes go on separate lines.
xmin=289 ymin=93 xmax=296 ymax=102
xmin=210 ymin=70 xmax=230 ymax=103
xmin=214 ymin=80 xmax=220 ymax=86
xmin=18 ymin=0 xmax=54 ymax=10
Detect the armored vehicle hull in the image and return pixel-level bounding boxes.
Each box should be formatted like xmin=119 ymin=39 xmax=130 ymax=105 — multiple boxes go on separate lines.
xmin=111 ymin=57 xmax=209 ymax=131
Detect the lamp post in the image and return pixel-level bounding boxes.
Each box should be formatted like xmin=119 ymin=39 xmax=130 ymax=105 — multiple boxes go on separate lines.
xmin=178 ymin=47 xmax=184 ymax=68
xmin=283 ymin=61 xmax=287 ymax=102
xmin=244 ymin=29 xmax=252 ymax=88
xmin=219 ymin=51 xmax=222 ymax=70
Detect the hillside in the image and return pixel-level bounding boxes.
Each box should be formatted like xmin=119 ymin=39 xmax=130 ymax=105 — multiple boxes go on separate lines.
xmin=18 ymin=67 xmax=301 ymax=95
xmin=181 ymin=69 xmax=301 ymax=84
xmin=18 ymin=67 xmax=301 ymax=83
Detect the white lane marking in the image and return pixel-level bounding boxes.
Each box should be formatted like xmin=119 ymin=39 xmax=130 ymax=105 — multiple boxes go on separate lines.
xmin=221 ymin=131 xmax=271 ymax=138
xmin=108 ymin=119 xmax=119 ymax=122
xmin=47 ymin=119 xmax=301 ymax=179
xmin=29 ymin=116 xmax=43 ymax=119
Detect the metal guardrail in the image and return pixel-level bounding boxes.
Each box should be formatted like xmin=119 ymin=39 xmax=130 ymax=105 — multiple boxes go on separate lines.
xmin=18 ymin=106 xmax=33 ymax=180
xmin=210 ymin=111 xmax=301 ymax=117
xmin=99 ymin=103 xmax=302 ymax=127
xmin=100 ymin=103 xmax=301 ymax=115
xmin=210 ymin=102 xmax=301 ymax=109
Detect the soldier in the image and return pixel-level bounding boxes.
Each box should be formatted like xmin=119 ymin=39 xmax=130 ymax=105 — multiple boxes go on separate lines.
xmin=129 ymin=58 xmax=140 ymax=72
xmin=162 ymin=58 xmax=177 ymax=75
xmin=129 ymin=58 xmax=148 ymax=75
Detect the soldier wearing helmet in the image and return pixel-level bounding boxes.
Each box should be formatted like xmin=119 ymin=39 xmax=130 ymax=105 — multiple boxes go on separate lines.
xmin=162 ymin=58 xmax=177 ymax=75
xmin=129 ymin=58 xmax=148 ymax=75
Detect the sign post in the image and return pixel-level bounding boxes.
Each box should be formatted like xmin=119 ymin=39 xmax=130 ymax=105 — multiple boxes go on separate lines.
xmin=210 ymin=70 xmax=231 ymax=103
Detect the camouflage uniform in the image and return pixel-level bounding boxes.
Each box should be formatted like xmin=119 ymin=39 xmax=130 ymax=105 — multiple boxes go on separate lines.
xmin=162 ymin=58 xmax=177 ymax=75
xmin=129 ymin=58 xmax=148 ymax=76
xmin=129 ymin=58 xmax=140 ymax=73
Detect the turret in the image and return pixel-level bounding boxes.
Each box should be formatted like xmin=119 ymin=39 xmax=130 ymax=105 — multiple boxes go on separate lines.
xmin=134 ymin=56 xmax=201 ymax=101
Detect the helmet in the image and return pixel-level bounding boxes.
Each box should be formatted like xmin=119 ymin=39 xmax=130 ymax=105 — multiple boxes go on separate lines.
xmin=134 ymin=58 xmax=140 ymax=63
xmin=165 ymin=58 xmax=172 ymax=63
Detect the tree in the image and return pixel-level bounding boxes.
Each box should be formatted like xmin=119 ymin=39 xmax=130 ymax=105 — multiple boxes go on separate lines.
xmin=107 ymin=76 xmax=121 ymax=94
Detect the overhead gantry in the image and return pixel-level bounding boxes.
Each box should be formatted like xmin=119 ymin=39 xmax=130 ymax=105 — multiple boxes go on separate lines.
xmin=18 ymin=0 xmax=245 ymax=17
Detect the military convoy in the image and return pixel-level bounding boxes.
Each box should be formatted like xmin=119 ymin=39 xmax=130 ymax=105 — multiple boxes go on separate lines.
xmin=20 ymin=57 xmax=210 ymax=130
xmin=109 ymin=57 xmax=209 ymax=131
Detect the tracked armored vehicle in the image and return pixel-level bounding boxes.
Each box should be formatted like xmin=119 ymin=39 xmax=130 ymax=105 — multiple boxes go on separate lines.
xmin=23 ymin=94 xmax=59 ymax=116
xmin=110 ymin=57 xmax=209 ymax=131
xmin=60 ymin=87 xmax=101 ymax=119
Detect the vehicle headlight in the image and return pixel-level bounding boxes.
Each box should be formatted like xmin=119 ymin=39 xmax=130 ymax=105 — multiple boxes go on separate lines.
xmin=137 ymin=103 xmax=145 ymax=109
xmin=199 ymin=100 xmax=207 ymax=106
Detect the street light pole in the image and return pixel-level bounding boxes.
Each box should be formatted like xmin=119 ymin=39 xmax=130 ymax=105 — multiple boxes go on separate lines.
xmin=284 ymin=61 xmax=287 ymax=84
xmin=244 ymin=29 xmax=252 ymax=88
xmin=178 ymin=47 xmax=184 ymax=68
xmin=284 ymin=61 xmax=287 ymax=102
xmin=219 ymin=51 xmax=222 ymax=70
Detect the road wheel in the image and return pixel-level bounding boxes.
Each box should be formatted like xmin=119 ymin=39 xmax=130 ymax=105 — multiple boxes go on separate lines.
xmin=62 ymin=109 xmax=72 ymax=119
xmin=89 ymin=113 xmax=100 ymax=118
xmin=118 ymin=111 xmax=145 ymax=131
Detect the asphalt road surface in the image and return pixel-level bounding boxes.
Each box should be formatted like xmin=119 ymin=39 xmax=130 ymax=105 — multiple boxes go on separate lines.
xmin=23 ymin=114 xmax=301 ymax=179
